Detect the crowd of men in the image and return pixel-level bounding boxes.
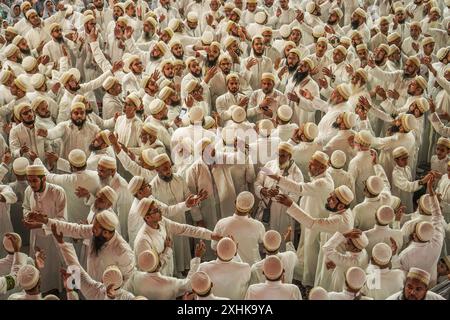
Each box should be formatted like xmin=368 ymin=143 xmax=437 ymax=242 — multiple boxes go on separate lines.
xmin=0 ymin=0 xmax=450 ymax=301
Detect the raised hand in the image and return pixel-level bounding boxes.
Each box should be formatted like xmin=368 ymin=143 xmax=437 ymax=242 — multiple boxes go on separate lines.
xmin=299 ymin=89 xmax=313 ymax=101
xmin=20 ymin=144 xmax=30 ymax=156
xmin=274 ymin=194 xmax=293 ymax=207
xmin=343 ymin=228 xmax=362 ymax=239
xmin=2 ymin=149 xmax=12 ymax=165
xmin=51 ymin=224 xmax=64 ymax=244
xmin=37 ymin=128 xmax=48 ymax=138
xmin=387 ymin=89 xmax=400 ymax=100
xmin=75 ymin=186 xmax=90 ymax=199
xmin=317 ymin=78 xmax=328 ymax=89
xmin=112 ymin=61 xmax=124 ymax=73
xmin=246 ymin=58 xmax=258 ymax=70
xmin=287 ymin=91 xmax=300 ymax=103
xmin=124 ymin=26 xmax=134 ymax=40
xmin=194 ymin=240 xmax=206 ymax=258
xmin=322 ymin=67 xmax=332 ymax=78
xmin=34 ymin=246 xmax=46 ymax=269
xmin=283 ymin=226 xmax=292 ymax=243
xmin=390 ymin=237 xmax=398 ymax=255
xmin=185 ymin=95 xmax=194 ymax=108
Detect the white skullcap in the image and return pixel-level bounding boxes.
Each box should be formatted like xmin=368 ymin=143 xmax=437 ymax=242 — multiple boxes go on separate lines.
xmin=421 ymin=37 xmax=435 ymax=47
xmin=306 ymin=1 xmax=316 ymax=13
xmin=334 ymin=45 xmax=348 ymax=56
xmin=97 ymin=186 xmax=118 ymax=205
xmin=231 ymin=106 xmax=247 ymax=123
xmin=261 ymin=72 xmax=275 ymax=82
xmin=60 ymin=68 xmax=80 ymax=85
xmin=309 ymin=287 xmax=329 ymax=300
xmin=43 ymin=294 xmax=59 ymax=300
xmin=390 ymin=196 xmax=401 ymax=210
xmin=258 ymin=119 xmax=274 ymax=135
xmin=189 ymin=106 xmax=204 ymax=123
xmin=408 ymin=56 xmax=421 ymax=68
xmin=201 ymin=31 xmax=214 ymax=44
xmin=153 ymin=41 xmax=167 ymax=54
xmin=302 ymin=57 xmax=315 ymax=70
xmin=31 ymin=73 xmax=46 ymax=89
xmin=429 ymin=7 xmax=441 ymax=15
xmin=126 ymin=92 xmax=141 ymax=108
xmin=142 ymin=149 xmax=157 ymax=167
xmin=102 ymin=265 xmax=123 ymax=290
xmin=366 ymin=176 xmax=383 ymax=196
xmin=353 ymin=7 xmax=367 ymax=19
xmin=186 ymin=79 xmax=200 ymax=94
xmin=138 ymin=250 xmax=159 ymax=272
xmin=17 ymin=265 xmax=40 ymax=290
xmin=0 ymin=70 xmax=13 ymax=85
xmin=221 ymin=127 xmax=235 ymax=145
xmin=335 ymin=185 xmax=354 ymax=205
xmin=255 ymin=11 xmax=267 ymax=24
xmin=26 ymin=165 xmax=45 ymax=176
xmin=124 ymin=54 xmax=140 ymax=73
xmin=355 ymin=68 xmax=368 ymax=82
xmin=203 ymin=116 xmax=215 ymax=130
xmin=98 ymin=130 xmax=111 ymax=146
xmin=95 ymin=211 xmax=119 ymax=231
xmin=317 ymin=37 xmax=327 ymax=45
xmin=218 ymin=53 xmax=232 ymax=63
xmin=312 ymin=25 xmax=325 ymax=38
xmin=149 ymin=99 xmax=165 ymax=115
xmin=342 ymin=112 xmax=356 ymax=129
xmin=355 ymin=130 xmax=372 ymax=147
xmin=13 ymin=75 xmax=30 ymax=92
xmin=331 ymin=7 xmax=343 ymax=19
xmin=142 ymin=123 xmax=158 ymax=136
xmin=387 ymin=32 xmax=400 ymax=43
xmin=158 ymin=86 xmax=175 ymax=101
xmin=393 ymin=146 xmax=409 ymax=159
xmin=335 ymin=84 xmax=351 ymax=100
xmin=415 ymin=76 xmax=427 ymax=92
xmin=168 ymin=18 xmax=182 ymax=31
xmin=303 ymin=122 xmax=318 ymax=140
xmin=263 ymin=255 xmax=283 ymax=280
xmin=2 ymin=233 xmax=21 ymax=253
xmin=311 ymin=151 xmax=329 ymax=167
xmin=419 ymin=194 xmax=433 ymax=215
xmin=128 ymin=176 xmax=145 ymax=195
xmin=437 ymin=47 xmax=450 ymax=61
xmin=31 ymin=97 xmax=46 ymax=112
xmin=437 ymin=137 xmax=450 ymax=149
xmin=415 ymin=221 xmax=433 ymax=242
xmin=278 ymin=142 xmax=293 ymax=155
xmin=372 ymin=243 xmax=392 ymax=265
xmin=407 ymin=267 xmax=431 ymax=286
xmin=153 ymin=153 xmax=171 ymax=167
xmin=330 ymin=150 xmax=346 ymax=169
xmin=168 ymin=39 xmax=182 ymax=49
xmin=12 ymin=35 xmax=24 ymax=47
xmin=98 ymin=156 xmax=116 ymax=170
xmin=22 ymin=56 xmax=37 ymax=72
xmin=14 ymin=102 xmax=30 ymax=120
xmin=263 ymin=230 xmax=282 ymax=252
xmin=232 ymin=8 xmax=242 ymax=17
xmin=376 ymin=205 xmax=394 ymax=225
xmin=236 ymin=191 xmax=255 ymax=212
xmin=216 ymin=237 xmax=237 ymax=261
xmin=3 ymin=44 xmax=19 ymax=58
xmin=346 ymin=267 xmax=366 ymax=290
xmin=102 ymin=76 xmax=117 ymax=91
xmin=68 ymin=149 xmax=86 ymax=167
xmin=279 ymin=25 xmax=291 ymax=38
xmin=388 ymin=44 xmax=400 ymax=55
xmin=191 ymin=271 xmax=212 ymax=295
xmin=13 ymin=157 xmax=29 ymax=175
xmin=277 ymin=105 xmax=293 ymax=122
xmin=187 ymin=12 xmax=198 ymax=22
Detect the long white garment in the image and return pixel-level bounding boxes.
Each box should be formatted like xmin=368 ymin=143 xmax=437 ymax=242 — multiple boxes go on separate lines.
xmin=46 ymin=218 xmax=135 ymax=283
xmin=247 ymin=89 xmax=288 ymax=122
xmin=353 ymin=192 xmax=392 ymax=231
xmin=0 ymin=252 xmax=33 ymax=299
xmin=0 ymin=185 xmax=17 ymax=257
xmin=362 ymin=265 xmax=406 ymax=300
xmin=198 ymin=258 xmax=251 ymax=300
xmin=22 ymin=183 xmax=67 ymax=293
xmin=273 ymin=123 xmax=298 ymax=142
xmin=285 ymin=76 xmax=321 ymax=126
xmin=327 ymin=167 xmax=355 ymax=197
xmin=392 ymin=165 xmax=422 ymax=214
xmin=134 ymin=218 xmax=212 ymax=277
xmin=290 ymin=140 xmax=323 ymax=182
xmin=323 ymin=130 xmax=357 ymax=169
xmin=9 ymin=123 xmax=51 ymax=163
xmin=114 ymin=116 xmax=143 ymax=149
xmin=245 ymin=280 xmax=302 ymax=300
xmin=317 ymin=102 xmax=353 ymax=146
xmin=436 ymin=175 xmax=450 ymax=223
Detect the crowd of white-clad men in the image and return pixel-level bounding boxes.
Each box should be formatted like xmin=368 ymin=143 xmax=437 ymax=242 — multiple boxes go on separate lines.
xmin=0 ymin=0 xmax=449 ymax=301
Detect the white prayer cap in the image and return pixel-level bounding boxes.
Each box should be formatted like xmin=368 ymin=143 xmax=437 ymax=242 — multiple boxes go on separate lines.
xmin=128 ymin=176 xmax=145 ymax=195
xmin=149 ymin=99 xmax=166 ymax=115
xmin=20 ymin=1 xmax=31 ymax=10
xmin=97 ymin=186 xmax=118 ymax=206
xmin=355 ymin=68 xmax=368 ymax=82
xmin=288 ymin=48 xmax=302 ymax=60
xmin=302 ymin=57 xmax=315 ymax=70
xmin=169 ymin=39 xmax=182 ymax=49
xmin=197 ymin=137 xmax=213 ymax=154
xmin=353 ymin=7 xmax=367 ymax=19
xmin=339 ymin=37 xmax=351 ymax=46
xmin=354 ymin=130 xmax=372 ymax=147
xmin=26 ymin=165 xmax=45 ymax=176
xmin=68 ymin=149 xmax=86 ymax=167
xmin=277 ymin=105 xmax=293 ymax=122
xmin=221 ymin=127 xmax=235 ymax=145
xmin=390 ymin=196 xmax=401 ymax=210
xmin=415 ymin=221 xmax=433 ymax=242
xmin=216 ymin=237 xmax=237 ymax=261
xmin=5 ymin=26 xmax=18 ymax=35
xmin=99 ymin=130 xmax=112 ymax=146
xmin=126 ymin=92 xmax=141 ymax=108
xmin=236 ymin=191 xmax=255 ymax=213
xmin=142 ymin=123 xmax=158 ymax=136
xmin=60 ymin=68 xmax=80 ymax=85
xmin=153 ymin=153 xmax=171 ymax=168
xmin=415 ymin=76 xmax=428 ymax=92
xmin=154 ymin=41 xmax=167 ymax=54
xmin=185 ymin=56 xmax=197 ymax=68
xmin=95 ymin=211 xmax=119 ymax=231
xmin=31 ymin=73 xmax=46 ymax=89
xmin=429 ymin=7 xmax=441 ymax=15
xmin=186 ymin=79 xmax=200 ymax=94
xmin=334 ymin=185 xmax=354 ymax=206
xmin=43 ymin=294 xmax=60 ymax=300
xmin=142 ymin=149 xmax=158 ymax=167
xmin=2 ymin=233 xmax=21 ymax=253
xmin=279 ymin=25 xmax=291 ymax=38
xmin=231 ymin=106 xmax=247 ymax=123
xmin=437 ymin=137 xmax=450 ymax=149
xmin=421 ymin=36 xmax=435 ymax=47
xmin=311 ymin=151 xmax=329 ymax=167
xmin=330 ymin=150 xmax=346 ymax=169
xmin=201 ymin=31 xmax=214 ymax=45
xmin=65 ymin=5 xmax=74 ymax=16
xmin=303 ymin=122 xmax=318 ymax=140
xmin=102 ymin=76 xmax=118 ymax=91
xmin=189 ymin=106 xmax=204 ymax=123
xmin=13 ymin=157 xmax=29 ymax=175
xmin=258 ymin=119 xmax=274 ymax=135
xmin=187 ymin=12 xmax=198 ymax=22
xmin=158 ymin=86 xmax=175 ymax=101
xmin=306 ymin=1 xmax=316 ymax=13
xmin=255 ymin=11 xmax=267 ymax=24
xmin=83 ymin=9 xmax=94 ymax=16
xmin=418 ymin=194 xmax=433 ymax=215
xmin=278 ymin=142 xmax=293 ymax=156
xmin=124 ymin=54 xmax=140 ymax=73
xmin=316 ymin=37 xmax=327 ymax=45
xmin=145 ymin=16 xmax=157 ymax=28
xmin=372 ymin=243 xmax=392 ymax=265
xmin=312 ymin=25 xmax=325 ymax=38
xmin=331 ymin=7 xmax=343 ymax=19
xmin=13 ymin=75 xmax=30 ymax=92
xmin=224 ymin=36 xmax=237 ymax=49
xmin=261 ymin=72 xmax=275 ymax=82
xmin=386 ymin=32 xmax=401 ymax=44
xmin=232 ymin=8 xmax=242 ymax=17
xmin=375 ymin=205 xmax=394 ymax=226
xmin=334 ymin=45 xmax=347 ymax=56
xmin=17 ymin=265 xmax=40 ymax=290
xmin=263 ymin=255 xmax=283 ymax=281
xmin=83 ymin=15 xmax=95 ymax=25
xmin=168 ymin=18 xmax=182 ymax=31
xmin=22 ymin=56 xmax=37 ymax=72
xmin=25 ymin=8 xmax=37 ymax=19
xmin=388 ymin=44 xmax=400 ymax=56
xmin=437 ymin=47 xmax=449 ymax=61
xmin=203 ymin=116 xmax=215 ymax=130
xmin=407 ymin=56 xmax=421 ymax=68
xmin=341 ymin=112 xmax=356 ymax=129
xmin=218 ymin=53 xmax=232 ymax=63
xmin=191 ymin=271 xmax=211 ymax=295
xmin=0 ymin=70 xmax=13 ymax=85
xmin=3 ymin=44 xmax=19 ymax=59
xmin=261 ymin=26 xmax=272 ymax=34
xmin=393 ymin=146 xmax=409 ymax=159
xmin=346 ymin=267 xmax=366 ymax=290
xmin=309 ymin=287 xmax=329 ymax=300
xmin=376 ymin=43 xmax=389 ymax=53
xmin=12 ymin=35 xmax=24 ymax=47
xmin=365 ymin=176 xmax=383 ymax=196
xmin=98 ymin=156 xmax=116 ymax=170
xmin=407 ymin=267 xmax=431 ymax=286
xmin=102 ymin=265 xmax=123 ymax=290
xmin=224 ymin=2 xmax=235 ymax=9
xmin=138 ymin=250 xmax=159 ymax=272
xmin=263 ymin=230 xmax=282 ymax=252
xmin=14 ymin=102 xmax=31 ymax=120
xmin=335 ymin=84 xmax=351 ymax=100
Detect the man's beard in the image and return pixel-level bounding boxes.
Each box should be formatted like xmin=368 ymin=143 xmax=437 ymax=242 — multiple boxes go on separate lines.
xmin=375 ymin=56 xmax=385 ymax=66
xmin=402 ymin=288 xmax=425 ymax=300
xmin=100 ymin=175 xmax=112 ymax=186
xmin=173 ymin=52 xmax=184 ymax=59
xmin=165 ymin=73 xmax=174 ymax=80
xmin=389 ymin=124 xmax=401 ymax=133
xmin=37 ymin=112 xmax=50 ymax=118
xmin=143 ymin=31 xmax=152 ymax=41
xmin=351 ymin=20 xmax=360 ymax=29
xmin=113 ymin=15 xmax=119 ymax=21
xmin=253 ymin=50 xmax=263 ymax=57
xmin=71 ymin=118 xmax=85 ymax=127
xmin=325 ymin=203 xmax=339 ymax=212
xmin=89 ymin=142 xmax=102 ymax=151
xmin=403 ymin=70 xmax=414 ymax=79
xmin=91 ymin=235 xmax=108 ymax=256
xmin=20 ymin=48 xmax=31 ymax=55
xmin=69 ymin=83 xmax=81 ymax=91
xmin=406 ymin=110 xmax=415 ymax=115
xmin=293 ymin=70 xmax=308 ymax=85
xmin=159 ymin=173 xmax=173 ymax=182
xmin=54 ymin=35 xmax=65 ymax=43
xmin=332 ymin=122 xmax=340 ymax=129
xmin=192 ymin=69 xmax=202 ymax=78
xmin=327 ymin=18 xmax=337 ymax=25
xmin=287 ymin=63 xmax=299 ymax=73
xmin=150 ymin=54 xmax=161 ymax=62
xmin=262 ymin=88 xmax=272 ymax=95
xmin=16 ymin=57 xmax=23 ymax=64
xmin=136 ymin=109 xmax=144 ymax=116
xmin=206 ymin=56 xmax=218 ymax=68
xmin=22 ymin=119 xmax=35 ymax=126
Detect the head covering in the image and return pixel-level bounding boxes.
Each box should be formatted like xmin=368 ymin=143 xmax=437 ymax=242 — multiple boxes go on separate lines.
xmin=83 ymin=15 xmax=95 ymax=25
xmin=376 ymin=205 xmax=394 ymax=225
xmin=95 ymin=211 xmax=119 ymax=231
xmin=158 ymin=86 xmax=175 ymax=101
xmin=201 ymin=31 xmax=214 ymax=44
xmin=335 ymin=84 xmax=351 ymax=100
xmin=437 ymin=137 xmax=450 ymax=149
xmin=387 ymin=32 xmax=400 ymax=43
xmin=26 ymin=165 xmax=45 ymax=176
xmin=277 ymin=105 xmax=293 ymax=122
xmin=335 ymin=185 xmax=354 ymax=205
xmin=407 ymin=267 xmax=431 ymax=286
xmin=102 ymin=265 xmax=122 ymax=290
xmin=102 ymin=76 xmax=118 ymax=91
xmin=419 ymin=194 xmax=433 ymax=215
xmin=311 ymin=151 xmax=329 ymax=167
xmin=68 ymin=149 xmax=86 ymax=167
xmin=149 ymin=99 xmax=166 ymax=115
xmin=0 ymin=70 xmax=13 ymax=85
xmin=22 ymin=56 xmax=37 ymax=73
xmin=353 ymin=7 xmax=367 ymax=19
xmin=31 ymin=74 xmax=46 ymax=89
xmin=312 ymin=25 xmax=325 ymax=38
xmin=187 ymin=12 xmax=198 ymax=23
xmin=388 ymin=44 xmax=400 ymax=56
xmin=303 ymin=123 xmax=318 ymax=140
xmin=263 ymin=230 xmax=282 ymax=253
xmin=17 ymin=265 xmax=40 ymax=290
xmin=60 ymin=68 xmax=80 ymax=85
xmin=393 ymin=146 xmax=409 ymax=159
xmin=261 ymin=73 xmax=275 ymax=82
xmin=138 ymin=250 xmax=159 ymax=272
xmin=278 ymin=142 xmax=293 ymax=155
xmin=97 ymin=186 xmax=117 ymax=205
xmin=354 ymin=130 xmax=372 ymax=147
xmin=142 ymin=149 xmax=157 ymax=167
xmin=437 ymin=47 xmax=450 ymax=61
xmin=2 ymin=233 xmax=21 ymax=253
xmin=98 ymin=156 xmax=116 ymax=170
xmin=309 ymin=287 xmax=329 ymax=300
xmin=153 ymin=153 xmax=171 ymax=168
xmin=3 ymin=44 xmax=19 ymax=59
xmin=408 ymin=56 xmax=421 ymax=68
xmin=216 ymin=237 xmax=236 ymax=261
xmin=124 ymin=55 xmax=140 ymax=73
xmin=189 ymin=106 xmax=204 ymax=123
xmin=128 ymin=176 xmax=145 ymax=195
xmin=186 ymin=79 xmax=200 ymax=94
xmin=263 ymin=255 xmax=283 ymax=280
xmin=365 ymin=176 xmax=383 ymax=196
xmin=346 ymin=267 xmax=366 ymax=290
xmin=372 ymin=243 xmax=392 ymax=265
xmin=14 ymin=102 xmax=30 ymax=120
xmin=355 ymin=68 xmax=368 ymax=82
xmin=341 ymin=112 xmax=356 ymax=129
xmin=415 ymin=76 xmax=427 ymax=92
xmin=231 ymin=106 xmax=247 ymax=123
xmin=236 ymin=191 xmax=254 ymax=212
xmin=400 ymin=114 xmax=416 ymax=132
xmin=13 ymin=76 xmax=29 ymax=92
xmin=191 ymin=271 xmax=211 ymax=295
xmin=415 ymin=221 xmax=433 ymax=242
xmin=13 ymin=157 xmax=29 ymax=175
xmin=330 ymin=150 xmax=346 ymax=169
xmin=279 ymin=25 xmax=291 ymax=38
